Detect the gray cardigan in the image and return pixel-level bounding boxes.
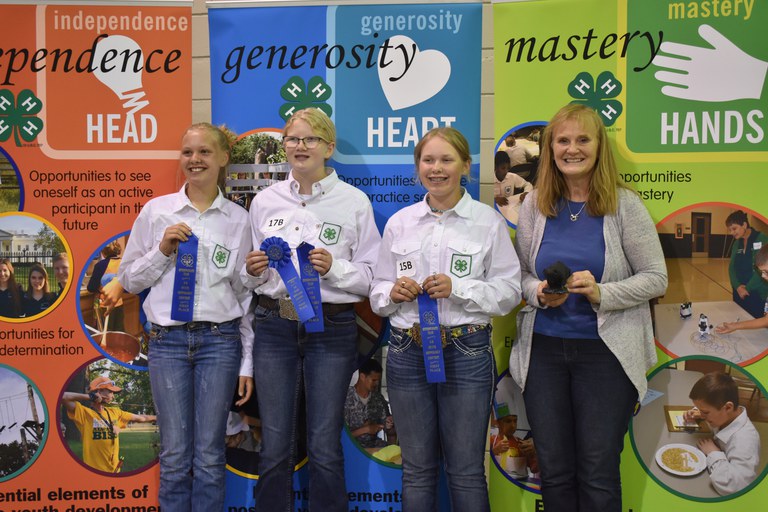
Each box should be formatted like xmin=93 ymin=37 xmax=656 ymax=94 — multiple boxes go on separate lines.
xmin=509 ymin=188 xmax=668 ymax=399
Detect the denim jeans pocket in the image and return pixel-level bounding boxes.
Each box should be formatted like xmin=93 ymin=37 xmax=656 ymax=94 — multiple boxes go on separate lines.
xmin=252 ymin=304 xmax=277 ymax=323
xmin=324 ymin=308 xmax=355 ymax=326
xmin=387 ymin=328 xmax=413 ymax=354
xmin=212 ymin=319 xmax=240 ymax=340
xmin=452 ymin=328 xmax=491 ymax=356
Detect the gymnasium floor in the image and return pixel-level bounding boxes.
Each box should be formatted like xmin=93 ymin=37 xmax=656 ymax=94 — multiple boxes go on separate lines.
xmin=659 ymin=257 xmax=731 ymax=304
xmin=658 ymin=257 xmax=768 ymax=422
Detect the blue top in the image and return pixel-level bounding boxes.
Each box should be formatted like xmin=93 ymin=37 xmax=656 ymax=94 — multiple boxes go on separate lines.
xmin=534 ymin=200 xmax=605 ymax=339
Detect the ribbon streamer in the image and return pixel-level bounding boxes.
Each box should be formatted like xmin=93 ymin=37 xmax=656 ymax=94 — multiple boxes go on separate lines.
xmin=171 ymin=233 xmax=199 ymax=322
xmin=417 ymin=293 xmax=446 ymax=383
xmin=261 ymin=236 xmax=317 ymax=323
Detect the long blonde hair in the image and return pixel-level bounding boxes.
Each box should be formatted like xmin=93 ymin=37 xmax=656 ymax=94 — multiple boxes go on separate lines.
xmin=536 ymin=104 xmax=629 ymax=218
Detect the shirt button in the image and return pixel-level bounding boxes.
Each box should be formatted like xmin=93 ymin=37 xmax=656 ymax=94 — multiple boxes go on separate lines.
xmin=295 ymin=227 xmax=300 ymax=231
xmin=301 ymin=202 xmax=306 ymax=207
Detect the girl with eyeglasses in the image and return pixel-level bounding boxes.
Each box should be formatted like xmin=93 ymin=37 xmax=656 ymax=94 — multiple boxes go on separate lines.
xmin=243 ymin=108 xmax=380 ymax=512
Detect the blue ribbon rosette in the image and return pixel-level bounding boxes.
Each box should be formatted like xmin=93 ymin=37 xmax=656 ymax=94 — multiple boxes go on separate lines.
xmin=261 ymin=236 xmax=318 ymax=325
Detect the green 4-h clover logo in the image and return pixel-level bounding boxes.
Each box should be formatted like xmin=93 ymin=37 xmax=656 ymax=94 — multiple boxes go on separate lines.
xmin=450 ymin=254 xmax=472 ymax=278
xmin=212 ymin=244 xmax=231 ymax=269
xmin=567 ymin=71 xmax=623 ymax=127
xmin=0 ymin=89 xmax=44 ymax=146
xmin=278 ymin=76 xmax=333 ymax=121
xmin=319 ymin=222 xmax=341 ymax=246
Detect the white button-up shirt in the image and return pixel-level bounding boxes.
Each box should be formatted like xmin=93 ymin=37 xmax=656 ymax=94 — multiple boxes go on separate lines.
xmin=243 ymin=169 xmax=380 ymax=303
xmin=370 ymin=191 xmax=522 ymax=328
xmin=119 ymin=186 xmax=254 ymax=376
xmin=708 ymin=406 xmax=761 ymax=495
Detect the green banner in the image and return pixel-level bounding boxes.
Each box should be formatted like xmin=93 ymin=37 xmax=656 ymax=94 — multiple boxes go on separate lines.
xmin=492 ymin=0 xmax=768 ymax=510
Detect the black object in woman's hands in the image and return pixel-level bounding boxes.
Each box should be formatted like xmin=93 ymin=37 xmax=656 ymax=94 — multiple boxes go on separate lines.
xmin=542 ymin=261 xmax=571 ymax=294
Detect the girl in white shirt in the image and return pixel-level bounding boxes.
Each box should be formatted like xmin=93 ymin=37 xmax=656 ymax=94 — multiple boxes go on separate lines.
xmin=370 ymin=127 xmax=521 ymax=512
xmin=118 ymin=123 xmax=253 ymax=512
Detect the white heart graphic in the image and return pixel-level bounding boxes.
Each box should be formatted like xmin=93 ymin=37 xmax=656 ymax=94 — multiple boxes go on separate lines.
xmin=378 ymin=35 xmax=451 ymax=111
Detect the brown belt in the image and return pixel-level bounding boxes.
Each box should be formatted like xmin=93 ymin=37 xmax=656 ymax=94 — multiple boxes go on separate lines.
xmin=392 ymin=323 xmax=490 ymax=348
xmin=256 ymin=295 xmax=353 ymax=321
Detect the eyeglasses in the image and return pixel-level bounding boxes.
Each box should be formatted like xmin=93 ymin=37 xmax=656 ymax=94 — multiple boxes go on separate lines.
xmin=282 ymin=136 xmax=327 ymax=149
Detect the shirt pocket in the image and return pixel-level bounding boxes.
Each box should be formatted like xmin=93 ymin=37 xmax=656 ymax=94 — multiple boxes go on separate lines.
xmin=446 ymin=239 xmax=483 ymax=279
xmin=204 ymin=233 xmax=241 ymax=283
xmin=391 ymin=239 xmax=421 ymax=278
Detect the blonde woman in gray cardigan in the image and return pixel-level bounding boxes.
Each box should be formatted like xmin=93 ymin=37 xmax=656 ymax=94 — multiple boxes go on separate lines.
xmin=509 ymin=104 xmax=667 ymax=512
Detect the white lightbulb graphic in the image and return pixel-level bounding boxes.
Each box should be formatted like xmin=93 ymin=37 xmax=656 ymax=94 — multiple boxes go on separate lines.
xmin=93 ymin=35 xmax=148 ymax=113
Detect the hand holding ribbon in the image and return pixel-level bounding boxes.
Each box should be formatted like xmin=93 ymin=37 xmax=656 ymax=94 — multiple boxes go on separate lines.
xmin=260 ymin=237 xmax=318 ymax=324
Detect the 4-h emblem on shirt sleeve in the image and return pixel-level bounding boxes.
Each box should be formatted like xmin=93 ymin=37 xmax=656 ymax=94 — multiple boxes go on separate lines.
xmin=450 ymin=254 xmax=472 ymax=278
xmin=319 ymin=222 xmax=341 ymax=246
xmin=212 ymin=244 xmax=231 ymax=269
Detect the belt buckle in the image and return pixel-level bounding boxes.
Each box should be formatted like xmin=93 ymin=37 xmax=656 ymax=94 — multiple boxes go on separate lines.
xmin=278 ymin=298 xmax=299 ymax=321
xmin=410 ymin=324 xmax=449 ymax=348
xmin=411 ymin=323 xmax=422 ymax=347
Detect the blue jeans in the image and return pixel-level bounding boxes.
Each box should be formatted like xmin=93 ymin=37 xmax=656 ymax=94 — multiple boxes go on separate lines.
xmin=522 ymin=333 xmax=638 ymax=512
xmin=148 ymin=320 xmax=241 ymax=512
xmin=252 ymin=305 xmax=357 ymax=512
xmin=387 ymin=327 xmax=494 ymax=512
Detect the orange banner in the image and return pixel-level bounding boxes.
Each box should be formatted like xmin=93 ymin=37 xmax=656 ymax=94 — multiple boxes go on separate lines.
xmin=0 ymin=2 xmax=191 ymax=509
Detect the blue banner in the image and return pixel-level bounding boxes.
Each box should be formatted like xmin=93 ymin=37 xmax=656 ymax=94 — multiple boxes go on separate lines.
xmin=209 ymin=1 xmax=482 ymax=232
xmin=211 ymin=2 xmax=481 ymax=510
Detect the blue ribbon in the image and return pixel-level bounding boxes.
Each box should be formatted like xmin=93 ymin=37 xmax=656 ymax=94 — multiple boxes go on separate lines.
xmin=417 ymin=293 xmax=446 ymax=383
xmin=171 ymin=233 xmax=198 ymax=322
xmin=297 ymin=242 xmax=324 ymax=333
xmin=260 ymin=237 xmax=316 ymax=323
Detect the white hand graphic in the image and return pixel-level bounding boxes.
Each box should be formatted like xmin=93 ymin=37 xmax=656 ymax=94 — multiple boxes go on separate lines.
xmin=652 ymin=24 xmax=767 ymax=102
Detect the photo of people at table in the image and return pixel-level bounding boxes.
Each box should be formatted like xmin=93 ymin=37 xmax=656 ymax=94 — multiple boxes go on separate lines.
xmin=632 ymin=358 xmax=767 ymax=499
xmin=654 ymin=204 xmax=768 ymax=364
xmin=343 ymin=357 xmax=400 ymax=465
xmin=491 ymin=373 xmax=540 ymax=490
xmin=493 ymin=125 xmax=543 ymax=226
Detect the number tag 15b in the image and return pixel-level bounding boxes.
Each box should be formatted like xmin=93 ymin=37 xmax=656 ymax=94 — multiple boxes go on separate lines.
xmin=397 ymin=258 xmax=417 ymax=278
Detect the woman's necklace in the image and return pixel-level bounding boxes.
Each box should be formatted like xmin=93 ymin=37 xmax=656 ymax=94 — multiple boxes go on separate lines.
xmin=566 ymin=200 xmax=587 ymax=222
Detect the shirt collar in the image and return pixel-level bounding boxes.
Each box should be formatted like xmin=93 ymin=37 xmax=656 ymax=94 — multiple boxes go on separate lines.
xmin=171 ymin=185 xmax=230 ymax=215
xmin=714 ymin=406 xmax=748 ymax=444
xmin=417 ymin=188 xmax=473 ymax=219
xmin=288 ymin=167 xmax=339 ymax=198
